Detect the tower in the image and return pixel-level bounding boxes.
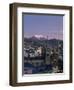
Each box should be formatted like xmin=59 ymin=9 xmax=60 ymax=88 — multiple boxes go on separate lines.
xmin=45 ymin=36 xmax=50 ymax=65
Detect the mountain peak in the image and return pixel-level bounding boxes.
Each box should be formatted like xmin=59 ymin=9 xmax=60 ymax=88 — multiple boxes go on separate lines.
xmin=34 ymin=35 xmax=44 ymax=39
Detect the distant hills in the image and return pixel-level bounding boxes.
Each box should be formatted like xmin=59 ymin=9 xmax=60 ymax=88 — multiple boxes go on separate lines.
xmin=24 ymin=36 xmax=63 ymax=48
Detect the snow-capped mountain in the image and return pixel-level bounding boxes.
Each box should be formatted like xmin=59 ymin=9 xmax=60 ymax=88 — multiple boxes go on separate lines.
xmin=34 ymin=35 xmax=44 ymax=38
xmin=32 ymin=35 xmax=47 ymax=40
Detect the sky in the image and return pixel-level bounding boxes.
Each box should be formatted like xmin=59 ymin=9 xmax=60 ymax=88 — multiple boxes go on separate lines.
xmin=23 ymin=14 xmax=63 ymax=40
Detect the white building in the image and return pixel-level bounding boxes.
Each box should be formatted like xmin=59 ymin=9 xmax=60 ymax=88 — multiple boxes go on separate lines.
xmin=36 ymin=46 xmax=42 ymax=56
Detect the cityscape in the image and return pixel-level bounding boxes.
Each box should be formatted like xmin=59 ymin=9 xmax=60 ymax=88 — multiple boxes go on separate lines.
xmin=23 ymin=35 xmax=63 ymax=74
xmin=23 ymin=14 xmax=63 ymax=75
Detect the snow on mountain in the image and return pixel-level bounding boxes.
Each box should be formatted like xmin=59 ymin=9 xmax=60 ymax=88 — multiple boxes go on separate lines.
xmin=34 ymin=35 xmax=46 ymax=39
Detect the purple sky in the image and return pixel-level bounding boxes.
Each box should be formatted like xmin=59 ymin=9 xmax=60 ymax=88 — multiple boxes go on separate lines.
xmin=23 ymin=14 xmax=63 ymax=40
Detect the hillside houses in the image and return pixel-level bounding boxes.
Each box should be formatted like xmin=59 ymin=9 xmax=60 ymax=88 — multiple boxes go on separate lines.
xmin=24 ymin=46 xmax=43 ymax=58
xmin=23 ymin=37 xmax=63 ymax=74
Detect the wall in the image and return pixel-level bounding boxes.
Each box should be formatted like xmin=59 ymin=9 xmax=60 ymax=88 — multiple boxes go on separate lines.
xmin=0 ymin=0 xmax=74 ymax=90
